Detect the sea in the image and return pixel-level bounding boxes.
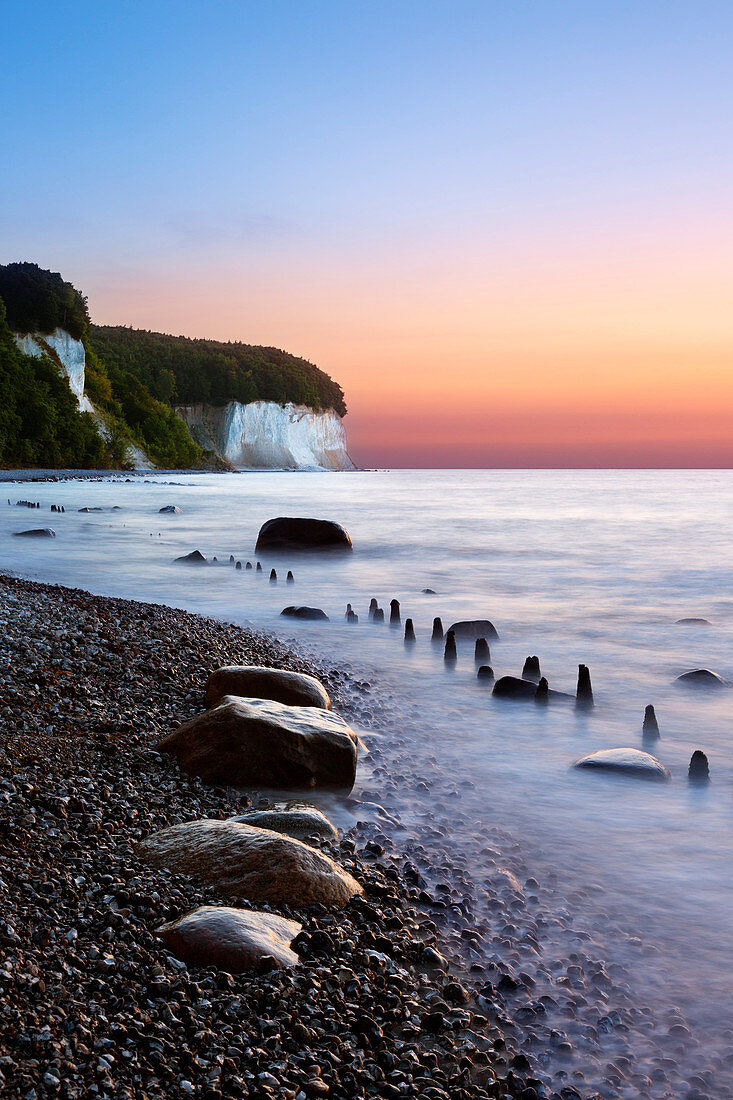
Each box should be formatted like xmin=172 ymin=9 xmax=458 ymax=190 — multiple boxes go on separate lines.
xmin=3 ymin=468 xmax=732 ymax=1096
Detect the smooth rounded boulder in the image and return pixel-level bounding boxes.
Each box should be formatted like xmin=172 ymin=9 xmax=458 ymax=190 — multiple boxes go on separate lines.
xmin=159 ymin=695 xmax=358 ymax=790
xmin=675 ymin=617 xmax=711 ymax=625
xmin=13 ymin=528 xmax=55 ymax=538
xmin=448 ymin=619 xmax=499 ymax=641
xmin=156 ymin=905 xmax=302 ymax=972
xmin=205 ymin=665 xmax=331 ymax=710
xmin=256 ymin=517 xmax=352 ymax=554
xmin=229 ymin=806 xmax=338 ymax=843
xmin=675 ymin=669 xmax=727 ymax=689
xmin=138 ymin=819 xmax=362 ymax=908
xmin=573 ymin=748 xmax=670 ymax=781
xmin=280 ymin=606 xmax=329 ymax=621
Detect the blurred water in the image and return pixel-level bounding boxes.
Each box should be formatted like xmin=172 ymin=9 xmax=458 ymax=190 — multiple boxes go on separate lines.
xmin=3 ymin=468 xmax=733 ymax=1083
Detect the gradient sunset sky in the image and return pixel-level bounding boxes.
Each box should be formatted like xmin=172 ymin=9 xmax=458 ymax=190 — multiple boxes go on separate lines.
xmin=3 ymin=1 xmax=732 ymax=467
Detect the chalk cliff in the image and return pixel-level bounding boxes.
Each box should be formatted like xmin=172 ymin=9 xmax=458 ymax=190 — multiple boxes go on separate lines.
xmin=176 ymin=401 xmax=355 ymax=471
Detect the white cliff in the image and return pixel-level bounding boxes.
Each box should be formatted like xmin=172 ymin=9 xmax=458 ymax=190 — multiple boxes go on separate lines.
xmin=176 ymin=400 xmax=356 ymax=471
xmin=13 ymin=328 xmax=155 ymax=469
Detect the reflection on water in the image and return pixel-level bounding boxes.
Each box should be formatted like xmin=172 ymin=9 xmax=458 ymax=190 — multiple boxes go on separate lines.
xmin=4 ymin=469 xmax=733 ymax=1087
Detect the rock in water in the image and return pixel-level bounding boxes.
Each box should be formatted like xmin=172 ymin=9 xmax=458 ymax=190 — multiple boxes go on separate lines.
xmin=643 ymin=704 xmax=659 ymax=737
xmin=448 ymin=619 xmax=499 ymax=641
xmin=138 ymin=819 xmax=362 ymax=908
xmin=688 ymin=750 xmax=710 ymax=784
xmin=286 ymin=570 xmax=294 ymax=584
xmin=404 ymin=618 xmax=416 ymax=642
xmin=13 ymin=528 xmax=55 ymax=538
xmin=269 ymin=568 xmax=277 ymax=584
xmin=475 ymin=637 xmax=490 ymax=662
xmin=477 ymin=665 xmax=494 ymax=682
xmin=372 ymin=607 xmax=385 ymax=623
xmin=156 ymin=905 xmax=302 ymax=972
xmin=522 ymin=655 xmax=541 ymax=683
xmin=390 ymin=599 xmax=401 ymax=624
xmin=158 ymin=695 xmax=357 ymax=789
xmin=246 ymin=561 xmax=253 ymax=570
xmin=573 ymin=748 xmax=670 ymax=781
xmin=229 ymin=806 xmax=338 ymax=843
xmin=205 ymin=665 xmax=331 ymax=710
xmin=535 ymin=677 xmax=549 ymax=705
xmin=493 ymin=676 xmax=536 ymax=700
xmin=675 ymin=617 xmax=711 ymax=625
xmin=159 ymin=505 xmax=182 ymax=514
xmin=346 ymin=609 xmax=358 ymax=623
xmin=675 ymin=669 xmax=727 ymax=689
xmin=280 ymin=606 xmax=329 ymax=621
xmin=444 ymin=630 xmax=457 ymax=661
xmin=175 ymin=549 xmax=207 ymax=565
xmin=576 ymin=664 xmax=594 ymax=709
xmin=235 ymin=560 xmax=242 ymax=570
xmin=432 ymin=617 xmax=444 ymax=642
xmin=255 ymin=517 xmax=352 ymax=554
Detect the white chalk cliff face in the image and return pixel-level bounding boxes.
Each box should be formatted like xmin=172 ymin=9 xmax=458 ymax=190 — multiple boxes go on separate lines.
xmin=13 ymin=328 xmax=155 ymax=469
xmin=176 ymin=401 xmax=356 ymax=471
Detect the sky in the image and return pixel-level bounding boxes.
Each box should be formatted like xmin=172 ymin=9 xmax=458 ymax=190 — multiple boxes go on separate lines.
xmin=2 ymin=1 xmax=732 ymax=467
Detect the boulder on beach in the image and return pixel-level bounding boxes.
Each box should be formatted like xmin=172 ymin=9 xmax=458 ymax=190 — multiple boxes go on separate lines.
xmin=229 ymin=806 xmax=338 ymax=844
xmin=159 ymin=505 xmax=182 ymax=514
xmin=205 ymin=665 xmax=331 ymax=710
xmin=138 ymin=818 xmax=362 ymax=908
xmin=674 ymin=669 xmax=727 ymax=689
xmin=255 ymin=517 xmax=352 ymax=554
xmin=493 ymin=675 xmax=573 ymax=702
xmin=156 ymin=905 xmax=302 ymax=972
xmin=159 ymin=695 xmax=358 ymax=790
xmin=675 ymin=618 xmax=711 ymax=625
xmin=573 ymin=748 xmax=670 ymax=781
xmin=175 ymin=549 xmax=207 ymax=565
xmin=280 ymin=605 xmax=329 ymax=621
xmin=448 ymin=619 xmax=499 ymax=641
xmin=13 ymin=528 xmax=56 ymax=538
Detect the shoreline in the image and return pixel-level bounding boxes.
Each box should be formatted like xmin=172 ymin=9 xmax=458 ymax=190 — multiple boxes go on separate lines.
xmin=0 ymin=467 xmax=363 ymax=483
xmin=0 ymin=573 xmax=527 ymax=1100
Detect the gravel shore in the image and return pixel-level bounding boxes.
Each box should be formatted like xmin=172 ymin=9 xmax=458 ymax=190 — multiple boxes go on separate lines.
xmin=0 ymin=574 xmax=538 ymax=1100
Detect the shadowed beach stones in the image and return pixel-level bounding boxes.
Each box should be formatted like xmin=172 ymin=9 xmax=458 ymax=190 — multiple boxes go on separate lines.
xmin=205 ymin=665 xmax=331 ymax=710
xmin=255 ymin=517 xmax=352 ymax=554
xmin=138 ymin=819 xmax=362 ymax=907
xmin=159 ymin=505 xmax=182 ymax=514
xmin=156 ymin=905 xmax=302 ymax=972
xmin=13 ymin=528 xmax=56 ymax=538
xmin=159 ymin=695 xmax=358 ymax=789
xmin=573 ymin=748 xmax=670 ymax=781
xmin=280 ymin=605 xmax=329 ymax=621
xmin=229 ymin=806 xmax=338 ymax=843
xmin=675 ymin=669 xmax=727 ymax=689
xmin=175 ymin=549 xmax=207 ymax=565
xmin=688 ymin=750 xmax=710 ymax=784
xmin=448 ymin=619 xmax=499 ymax=641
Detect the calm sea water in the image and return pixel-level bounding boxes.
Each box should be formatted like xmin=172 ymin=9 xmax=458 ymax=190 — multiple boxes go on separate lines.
xmin=3 ymin=469 xmax=733 ymax=1089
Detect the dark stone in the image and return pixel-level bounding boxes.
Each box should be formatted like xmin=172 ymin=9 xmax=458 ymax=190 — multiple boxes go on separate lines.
xmin=78 ymin=506 xmax=103 ymax=512
xmin=390 ymin=599 xmax=401 ymax=625
xmin=368 ymin=597 xmax=378 ymax=621
xmin=475 ymin=638 xmax=490 ymax=662
xmin=286 ymin=570 xmax=294 ymax=584
xmin=422 ymin=588 xmax=437 ymax=594
xmin=255 ymin=517 xmax=352 ymax=554
xmin=269 ymin=569 xmax=277 ymax=584
xmin=280 ymin=606 xmax=329 ymax=621
xmin=159 ymin=505 xmax=182 ymax=514
xmin=448 ymin=619 xmax=499 ymax=641
xmin=675 ymin=669 xmax=727 ymax=689
xmin=444 ymin=630 xmax=457 ymax=661
xmin=477 ymin=665 xmax=494 ymax=682
xmin=688 ymin=750 xmax=710 ymax=784
xmin=175 ymin=549 xmax=207 ymax=565
xmin=256 ymin=561 xmax=262 ymax=572
xmin=404 ymin=618 xmax=416 ymax=643
xmin=522 ymin=655 xmax=541 ymax=683
xmin=642 ymin=704 xmax=659 ymax=737
xmin=372 ymin=607 xmax=384 ymax=623
xmin=235 ymin=560 xmax=242 ymax=570
xmin=13 ymin=528 xmax=56 ymax=538
xmin=432 ymin=617 xmax=444 ymax=642
xmin=245 ymin=561 xmax=253 ymax=570
xmin=576 ymin=664 xmax=594 ymax=709
xmin=347 ymin=609 xmax=358 ymax=623
xmin=535 ymin=677 xmax=549 ymax=705
xmin=205 ymin=665 xmax=331 ymax=709
xmin=493 ymin=676 xmax=536 ymax=700
xmin=675 ymin=618 xmax=711 ymax=625
xmin=229 ymin=555 xmax=235 ymax=562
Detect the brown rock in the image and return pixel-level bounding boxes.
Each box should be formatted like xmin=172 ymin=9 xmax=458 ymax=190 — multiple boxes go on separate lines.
xmin=156 ymin=905 xmax=301 ymax=972
xmin=229 ymin=806 xmax=338 ymax=843
xmin=159 ymin=695 xmax=357 ymax=789
xmin=139 ymin=819 xmax=362 ymax=908
xmin=205 ymin=665 xmax=331 ymax=710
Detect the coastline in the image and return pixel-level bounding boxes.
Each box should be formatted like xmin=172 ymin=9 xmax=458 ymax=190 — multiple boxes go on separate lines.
xmin=0 ymin=573 xmax=526 ymax=1100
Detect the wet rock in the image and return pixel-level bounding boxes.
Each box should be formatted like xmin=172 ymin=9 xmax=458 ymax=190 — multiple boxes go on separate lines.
xmin=675 ymin=669 xmax=727 ymax=689
xmin=204 ymin=665 xmax=331 ymax=710
xmin=256 ymin=561 xmax=263 ymax=572
xmin=159 ymin=505 xmax=182 ymax=514
xmin=444 ymin=630 xmax=457 ymax=661
xmin=534 ymin=677 xmax=549 ymax=705
xmin=576 ymin=664 xmax=594 ymax=709
xmin=138 ymin=819 xmax=362 ymax=907
xmin=492 ymin=676 xmax=537 ymax=700
xmin=688 ymin=750 xmax=710 ymax=784
xmin=475 ymin=638 xmax=491 ymax=662
xmin=13 ymin=527 xmax=56 ymax=538
xmin=372 ymin=607 xmax=385 ymax=623
xmin=175 ymin=549 xmax=207 ymax=565
xmin=235 ymin=560 xmax=242 ymax=569
xmin=347 ymin=609 xmax=358 ymax=623
xmin=432 ymin=617 xmax=444 ymax=642
xmin=229 ymin=806 xmax=338 ymax=843
xmin=573 ymin=748 xmax=670 ymax=781
xmin=156 ymin=905 xmax=302 ymax=972
xmin=477 ymin=665 xmax=494 ymax=682
xmin=280 ymin=606 xmax=329 ymax=621
xmin=286 ymin=570 xmax=294 ymax=584
xmin=255 ymin=517 xmax=353 ymax=554
xmin=246 ymin=560 xmax=253 ymax=569
xmin=642 ymin=704 xmax=659 ymax=737
xmin=522 ymin=656 xmax=541 ymax=683
xmin=269 ymin=568 xmax=278 ymax=584
xmin=404 ymin=618 xmax=416 ymax=643
xmin=159 ymin=694 xmax=357 ymax=789
xmin=390 ymin=599 xmax=401 ymax=624
xmin=448 ymin=619 xmax=499 ymax=641
xmin=422 ymin=588 xmax=437 ymax=594
xmin=675 ymin=618 xmax=711 ymax=625
xmin=368 ymin=597 xmax=378 ymax=620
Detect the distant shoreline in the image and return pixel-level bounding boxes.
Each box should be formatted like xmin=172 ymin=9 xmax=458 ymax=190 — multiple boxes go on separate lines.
xmin=0 ymin=466 xmax=361 ymax=482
